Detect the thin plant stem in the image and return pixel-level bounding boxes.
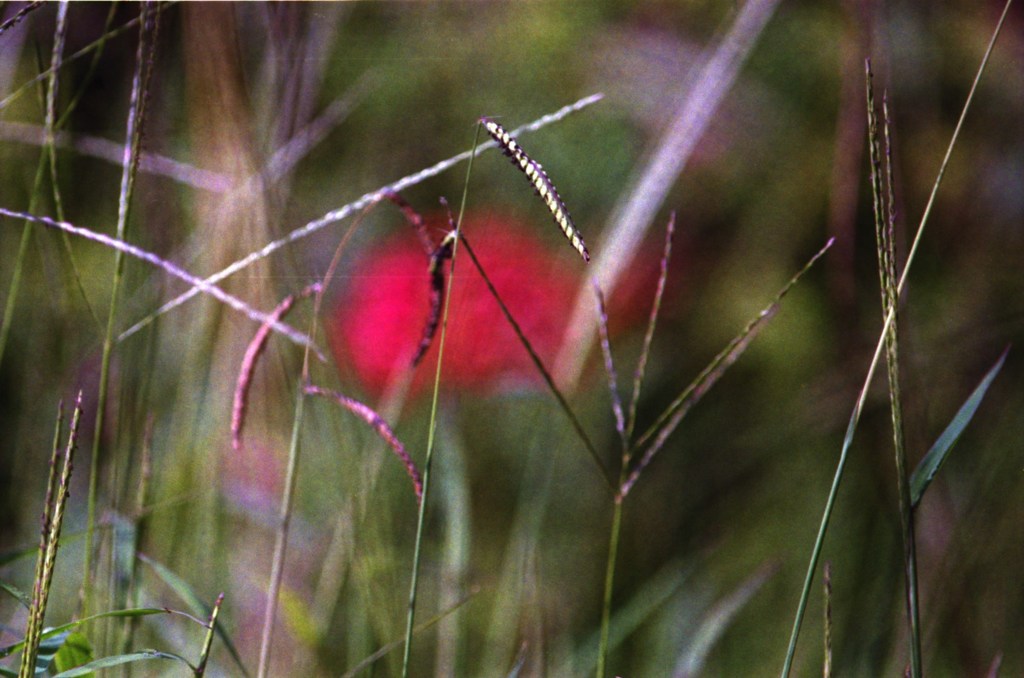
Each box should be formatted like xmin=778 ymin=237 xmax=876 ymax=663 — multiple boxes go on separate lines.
xmin=401 ymin=123 xmax=482 ymax=678
xmin=196 ymin=593 xmax=224 ymax=677
xmin=459 ymin=235 xmax=614 ymax=490
xmin=0 ymin=207 xmax=321 ymax=355
xmin=0 ymin=157 xmax=46 ymax=374
xmin=596 ymin=493 xmax=624 ymax=678
xmin=42 ymin=2 xmax=102 ymax=331
xmin=84 ymin=3 xmax=156 ymax=621
xmin=255 ymin=380 xmax=306 ymax=678
xmin=779 ymin=4 xmax=1012 ymax=673
xmin=0 ymin=2 xmax=166 ymax=113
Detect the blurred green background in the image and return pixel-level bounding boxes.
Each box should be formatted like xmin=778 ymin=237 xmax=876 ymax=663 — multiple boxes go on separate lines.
xmin=1 ymin=1 xmax=1022 ymax=675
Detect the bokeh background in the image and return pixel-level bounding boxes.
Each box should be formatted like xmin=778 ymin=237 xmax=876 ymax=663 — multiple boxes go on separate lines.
xmin=1 ymin=1 xmax=1022 ymax=675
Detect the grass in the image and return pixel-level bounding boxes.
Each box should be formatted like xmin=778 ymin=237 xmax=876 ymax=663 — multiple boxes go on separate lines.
xmin=1 ymin=2 xmax=1020 ymax=676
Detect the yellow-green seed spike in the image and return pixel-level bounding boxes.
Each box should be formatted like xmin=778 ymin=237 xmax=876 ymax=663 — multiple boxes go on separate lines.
xmin=481 ymin=117 xmax=590 ymax=262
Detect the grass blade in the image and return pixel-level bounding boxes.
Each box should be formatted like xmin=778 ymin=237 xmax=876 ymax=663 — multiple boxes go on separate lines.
xmin=910 ymin=347 xmax=1009 ymax=507
xmin=674 ymin=562 xmax=775 ymax=677
xmin=50 ymin=650 xmax=192 ymax=677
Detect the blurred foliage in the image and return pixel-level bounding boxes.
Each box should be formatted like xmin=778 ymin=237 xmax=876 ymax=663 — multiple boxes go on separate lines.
xmin=1 ymin=1 xmax=1022 ymax=676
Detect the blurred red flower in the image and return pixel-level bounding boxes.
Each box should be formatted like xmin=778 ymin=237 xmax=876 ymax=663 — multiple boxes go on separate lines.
xmin=329 ymin=211 xmax=662 ymax=398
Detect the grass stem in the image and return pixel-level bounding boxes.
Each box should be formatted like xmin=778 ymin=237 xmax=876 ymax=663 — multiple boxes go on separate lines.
xmin=401 ymin=122 xmax=483 ymax=678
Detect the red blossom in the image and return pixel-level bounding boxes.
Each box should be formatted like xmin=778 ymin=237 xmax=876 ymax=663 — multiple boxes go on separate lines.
xmin=329 ymin=211 xmax=664 ymax=397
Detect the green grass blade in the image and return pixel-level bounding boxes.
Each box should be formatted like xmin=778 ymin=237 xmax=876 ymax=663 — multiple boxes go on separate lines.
xmin=0 ymin=609 xmax=170 ymax=660
xmin=0 ymin=581 xmax=31 ymax=610
xmin=137 ymin=554 xmax=250 ymax=677
xmin=910 ymin=347 xmax=1009 ymax=507
xmin=50 ymin=650 xmax=192 ymax=677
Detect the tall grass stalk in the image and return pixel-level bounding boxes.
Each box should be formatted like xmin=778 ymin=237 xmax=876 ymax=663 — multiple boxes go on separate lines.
xmin=19 ymin=394 xmax=82 ymax=678
xmin=255 ymin=330 xmax=312 ymax=678
xmin=867 ymin=75 xmax=921 ymax=676
xmin=195 ymin=593 xmax=224 ymax=676
xmin=780 ymin=3 xmax=1012 ymax=673
xmin=401 ymin=123 xmax=482 ymax=678
xmin=43 ymin=1 xmax=101 ymax=332
xmin=84 ymin=2 xmax=157 ymax=623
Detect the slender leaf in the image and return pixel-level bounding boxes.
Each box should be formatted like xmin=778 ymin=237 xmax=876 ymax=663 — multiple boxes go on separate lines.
xmin=51 ymin=650 xmax=190 ymax=677
xmin=0 ymin=609 xmax=168 ymax=660
xmin=910 ymin=347 xmax=1009 ymax=507
xmin=138 ymin=554 xmax=250 ymax=677
xmin=675 ymin=564 xmax=775 ymax=677
xmin=0 ymin=581 xmax=30 ymax=610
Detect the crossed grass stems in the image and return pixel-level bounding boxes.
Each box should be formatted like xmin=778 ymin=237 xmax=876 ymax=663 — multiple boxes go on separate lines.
xmin=225 ymin=111 xmax=833 ymax=676
xmin=2 ymin=2 xmax=1013 ymax=675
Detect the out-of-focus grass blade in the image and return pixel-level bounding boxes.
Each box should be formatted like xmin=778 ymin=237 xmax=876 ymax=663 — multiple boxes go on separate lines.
xmin=910 ymin=347 xmax=1009 ymax=507
xmin=563 ymin=560 xmax=694 ymax=675
xmin=674 ymin=563 xmax=776 ymax=677
xmin=138 ymin=553 xmax=250 ymax=677
xmin=0 ymin=581 xmax=30 ymax=609
xmin=51 ymin=649 xmax=190 ymax=677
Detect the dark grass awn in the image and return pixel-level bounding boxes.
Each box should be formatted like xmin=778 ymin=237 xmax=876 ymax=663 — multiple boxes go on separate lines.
xmin=481 ymin=117 xmax=590 ymax=262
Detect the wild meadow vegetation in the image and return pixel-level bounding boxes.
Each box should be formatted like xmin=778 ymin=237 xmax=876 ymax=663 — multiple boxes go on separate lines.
xmin=1 ymin=2 xmax=1021 ymax=676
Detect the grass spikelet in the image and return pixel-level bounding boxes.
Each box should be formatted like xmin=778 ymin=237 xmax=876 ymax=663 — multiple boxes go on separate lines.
xmin=480 ymin=116 xmax=590 ymax=262
xmin=412 ymin=231 xmax=456 ymax=367
xmin=383 ymin=189 xmax=434 ymax=255
xmin=0 ymin=1 xmax=42 ymax=38
xmin=593 ymin=281 xmax=626 ymax=448
xmin=305 ymin=385 xmax=423 ymax=501
xmin=20 ymin=393 xmax=83 ymax=677
xmin=625 ymin=212 xmax=675 ymax=440
xmin=231 ymin=283 xmax=322 ymax=451
xmin=866 ymin=61 xmax=921 ymax=678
